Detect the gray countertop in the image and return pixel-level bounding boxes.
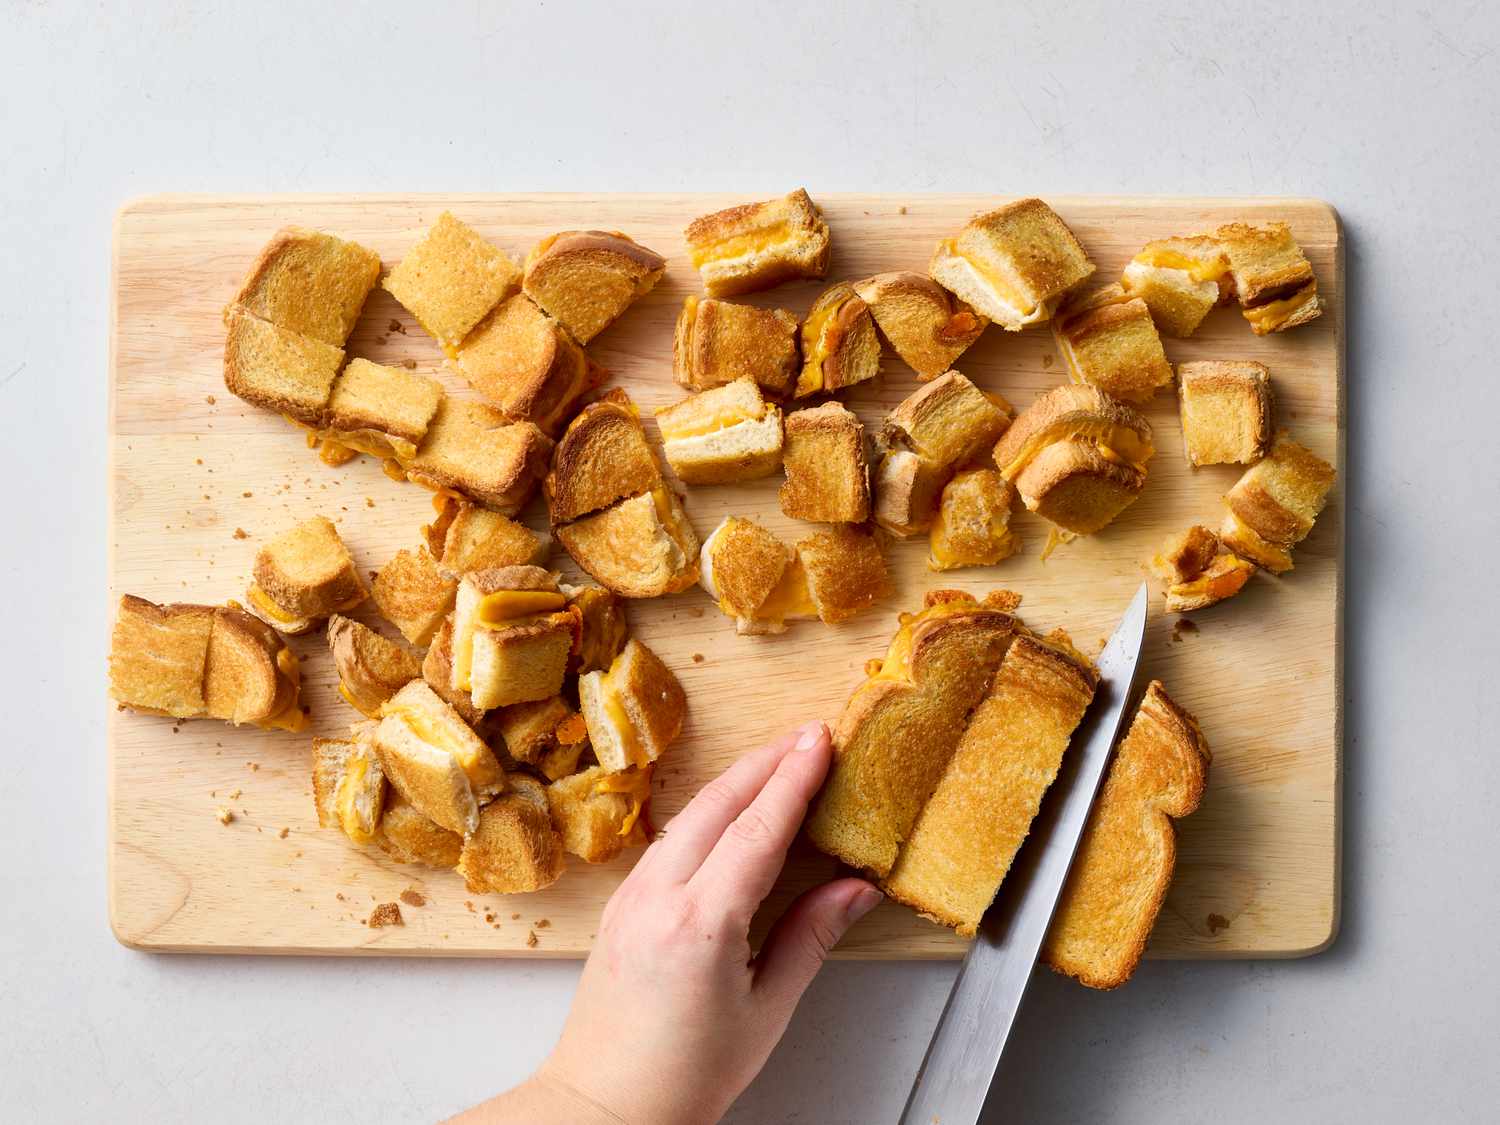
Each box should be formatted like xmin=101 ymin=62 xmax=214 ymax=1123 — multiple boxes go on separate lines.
xmin=3 ymin=2 xmax=1496 ymax=1121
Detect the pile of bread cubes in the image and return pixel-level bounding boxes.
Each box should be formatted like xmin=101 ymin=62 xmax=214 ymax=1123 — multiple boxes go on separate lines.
xmin=108 ymin=190 xmax=1336 ymax=897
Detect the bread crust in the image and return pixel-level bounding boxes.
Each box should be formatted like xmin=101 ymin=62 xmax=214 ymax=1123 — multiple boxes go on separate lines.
xmin=326 ymin=358 xmax=444 ymax=449
xmin=457 ymin=776 xmax=565 ymax=893
xmin=545 ymin=393 xmax=663 ymax=525
xmin=251 ymin=516 xmax=366 ymax=622
xmin=1177 ymin=360 xmax=1273 ymax=467
xmin=928 ymin=468 xmax=1019 ymax=571
xmin=420 ymin=616 xmax=485 ymax=726
xmin=797 ymin=282 xmax=881 ymax=396
xmin=854 ymin=271 xmax=987 ymax=380
xmin=684 ymin=188 xmax=831 ymax=297
xmin=376 ymin=790 xmax=464 ymax=868
xmin=1053 ymin=284 xmax=1173 ymax=405
xmin=556 ymin=491 xmax=700 ymax=598
xmin=109 ymin=596 xmax=215 ymax=718
xmin=372 ymin=546 xmax=458 ymax=646
xmin=382 ymin=211 xmax=521 ymax=352
xmin=673 ymin=296 xmax=801 ymax=399
xmin=1220 ymin=432 xmax=1336 ymax=573
xmin=522 ymin=230 xmax=665 ymax=344
xmin=796 ymin=524 xmax=891 ymax=623
xmin=226 ymin=226 xmax=382 ymax=347
xmin=222 ymin=305 xmax=345 ymax=425
xmin=328 ymin=615 xmax=421 ymax=717
xmin=1016 ymin=440 xmax=1147 ymax=535
xmin=701 ymin=517 xmax=792 ymax=621
xmin=779 ymin=402 xmax=870 ymax=523
xmin=407 ymin=399 xmax=553 ymax=514
xmin=884 ymin=371 xmax=1013 ymax=469
xmin=204 ymin=606 xmax=303 ymax=728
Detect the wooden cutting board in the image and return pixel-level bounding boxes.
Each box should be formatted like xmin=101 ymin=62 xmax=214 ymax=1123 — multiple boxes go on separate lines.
xmin=109 ymin=194 xmax=1342 ymax=958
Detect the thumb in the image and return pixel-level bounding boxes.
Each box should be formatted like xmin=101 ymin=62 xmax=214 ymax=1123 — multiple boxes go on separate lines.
xmin=754 ymin=878 xmax=883 ymax=1004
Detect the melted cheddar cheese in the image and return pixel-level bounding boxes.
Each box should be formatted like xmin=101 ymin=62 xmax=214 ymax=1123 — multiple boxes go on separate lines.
xmin=755 ymin=557 xmax=817 ymax=625
xmin=658 ymin=404 xmax=758 ymax=441
xmin=1243 ymin=284 xmax=1318 ymax=332
xmin=689 ymin=224 xmax=793 ymax=268
xmin=1135 ymin=247 xmax=1228 ymax=283
xmin=873 ymin=598 xmax=980 ymax=682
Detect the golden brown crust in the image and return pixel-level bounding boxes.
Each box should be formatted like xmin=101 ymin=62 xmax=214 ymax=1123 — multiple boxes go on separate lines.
xmin=615 ymin=640 xmax=687 ymax=761
xmin=545 ymin=393 xmax=663 ymax=525
xmin=928 ymin=468 xmax=1019 ymax=571
xmin=457 ymin=776 xmax=565 ymax=893
xmin=555 ymin=491 xmax=700 ymax=598
xmin=673 ymin=296 xmax=801 ymax=399
xmin=684 ymin=188 xmax=831 ymax=297
xmin=406 ymin=399 xmax=553 ymax=514
xmin=1053 ymin=285 xmax=1173 ymax=405
xmin=521 ymin=230 xmax=665 ymax=344
xmin=226 ymin=226 xmax=382 ymax=347
xmin=854 ymin=271 xmax=987 ymax=380
xmin=109 ymin=596 xmax=215 ymax=718
xmin=795 ymin=524 xmax=891 ymax=623
xmin=425 ymin=496 xmax=547 ymax=577
xmin=546 ymin=765 xmax=650 ymax=863
xmin=328 ymin=615 xmax=421 ymax=717
xmin=1215 ymin=222 xmax=1316 ymax=307
xmin=779 ymin=402 xmax=870 ymax=523
xmin=1177 ymin=360 xmax=1274 ymax=467
xmin=222 ymin=305 xmax=345 ymax=425
xmin=704 ymin=517 xmax=792 ymax=620
xmin=372 ymin=546 xmax=458 ymax=646
xmin=325 ymin=358 xmax=443 ymax=448
xmin=382 ymin=211 xmax=521 ymax=351
xmin=884 ymin=371 xmax=1013 ymax=469
xmin=1016 ymin=441 xmax=1147 ymax=535
xmin=1042 ymin=681 xmax=1210 ymax=988
xmin=204 ymin=606 xmax=303 ymax=728
xmin=797 ymin=283 xmax=881 ymax=396
xmin=565 ymin=585 xmax=629 ymax=675
xmin=1220 ymin=432 xmax=1336 ymax=573
xmin=376 ymin=790 xmax=464 ymax=868
xmin=420 ymin=617 xmax=485 ymax=726
xmin=250 ymin=516 xmax=366 ymax=622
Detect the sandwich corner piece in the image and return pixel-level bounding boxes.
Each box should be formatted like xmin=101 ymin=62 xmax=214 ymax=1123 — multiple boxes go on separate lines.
xmin=1219 ymin=431 xmax=1336 ymax=573
xmin=854 ymin=271 xmax=988 ymax=381
xmin=382 ymin=211 xmax=523 ymax=355
xmin=928 ymin=198 xmax=1095 ymax=331
xmin=656 ymin=379 xmax=784 ymax=486
xmin=1177 ymin=360 xmax=1274 ymax=467
xmin=578 ymin=639 xmax=686 ymax=773
xmin=1042 ymin=681 xmax=1210 ymax=988
xmin=245 ymin=515 xmax=366 ymax=635
xmin=1215 ymin=221 xmax=1323 ymax=335
xmin=672 ymin=295 xmax=801 ymax=401
xmin=779 ymin=401 xmax=870 ymax=524
xmin=1149 ymin=525 xmax=1255 ymax=614
xmin=796 ymin=281 xmax=881 ymax=398
xmin=458 ymin=775 xmax=566 ymax=895
xmin=684 ymin=188 xmax=831 ymax=298
xmin=1051 ymin=283 xmax=1173 ymax=405
xmin=522 ymin=230 xmax=665 ymax=344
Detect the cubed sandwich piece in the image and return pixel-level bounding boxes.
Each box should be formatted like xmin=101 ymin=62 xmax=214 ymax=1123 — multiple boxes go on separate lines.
xmin=328 ymin=615 xmax=421 ymax=717
xmin=579 ymin=639 xmax=686 ymax=773
xmin=807 ymin=592 xmax=1019 ymax=876
xmin=318 ymin=358 xmax=444 ymax=463
xmin=1215 ymin=222 xmax=1323 ymax=335
xmin=382 ymin=211 xmax=522 ymax=354
xmin=1149 ymin=526 xmax=1256 ymax=613
xmin=656 ymin=378 xmax=783 ymax=486
xmin=673 ymin=296 xmax=801 ymax=400
xmin=522 ymin=230 xmax=665 ymax=344
xmin=450 ymin=566 xmax=575 ymax=711
xmin=373 ymin=546 xmax=458 ymax=647
xmin=376 ymin=790 xmax=464 ymax=868
xmin=226 ymin=226 xmax=382 ymax=347
xmin=796 ymin=281 xmax=881 ymax=398
xmin=423 ymin=494 xmax=550 ymax=579
xmin=1043 ymin=682 xmax=1210 ymax=988
xmin=929 ymin=198 xmax=1094 ymax=331
xmin=1120 ymin=235 xmax=1231 ymax=338
xmin=496 ymin=696 xmax=590 ymax=781
xmin=563 ymin=584 xmax=629 ymax=675
xmin=779 ymin=401 xmax=870 ymax=523
xmin=1052 ymin=284 xmax=1173 ymax=405
xmin=453 ymin=293 xmax=601 ymax=437
xmin=245 ymin=516 xmax=366 ymax=635
xmin=872 ymin=448 xmax=951 ymax=538
xmin=992 ymin=384 xmax=1155 ymax=536
xmin=108 ymin=596 xmax=216 ymax=719
xmin=222 ymin=305 xmax=345 ymax=425
xmin=375 ymin=680 xmax=506 ymax=834
xmin=795 ymin=524 xmax=891 ymax=624
xmin=545 ymin=392 xmax=664 ymax=525
xmin=883 ymin=634 xmax=1098 ymax=935
xmin=1177 ymin=360 xmax=1273 ymax=467
xmin=929 ymin=468 xmax=1019 ymax=571
xmin=684 ymin=188 xmax=830 ymax=297
xmin=457 ymin=775 xmax=565 ymax=894
xmin=421 ymin=617 xmax=485 ymax=726
xmin=1219 ymin=432 xmax=1336 ymax=573
xmin=201 ymin=607 xmax=307 ymax=730
xmin=548 ymin=765 xmax=653 ymax=864
xmin=312 ymin=734 xmax=388 ymax=846
xmin=854 ymin=271 xmax=987 ymax=381
xmin=405 ymin=398 xmax=553 ymax=515
xmin=699 ymin=516 xmax=800 ymax=635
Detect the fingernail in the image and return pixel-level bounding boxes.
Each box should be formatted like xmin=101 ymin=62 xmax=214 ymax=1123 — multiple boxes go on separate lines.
xmin=793 ymin=722 xmax=827 ymax=753
xmin=846 ymin=884 xmax=883 ymax=922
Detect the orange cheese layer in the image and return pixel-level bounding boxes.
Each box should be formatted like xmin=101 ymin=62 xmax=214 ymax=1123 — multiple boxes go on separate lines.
xmin=689 ymin=223 xmax=793 ymax=268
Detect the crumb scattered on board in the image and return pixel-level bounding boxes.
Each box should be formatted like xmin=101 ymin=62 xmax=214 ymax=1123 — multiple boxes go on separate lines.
xmin=526 ymin=930 xmax=539 ymax=948
xmin=278 ymin=827 xmax=289 ymax=839
xmin=400 ymin=889 xmax=426 ymax=908
xmin=369 ymin=903 xmax=403 ymax=927
xmin=215 ymin=807 xmax=234 ymax=825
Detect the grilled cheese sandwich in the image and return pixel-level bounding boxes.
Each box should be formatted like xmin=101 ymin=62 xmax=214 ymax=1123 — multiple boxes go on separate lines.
xmin=327 ymin=615 xmax=421 ymax=718
xmin=547 ymin=764 xmax=653 ymax=863
xmin=245 ymin=516 xmax=366 ymax=635
xmin=450 ymin=566 xmax=574 ymax=710
xmin=684 ymin=189 xmax=831 ymax=297
xmin=1215 ymin=221 xmax=1323 ymax=334
xmin=1150 ymin=526 xmax=1256 ymax=613
xmin=779 ymin=401 xmax=870 ymax=523
xmin=371 ymin=545 xmax=458 ymax=646
xmin=457 ymin=775 xmax=565 ymax=894
xmin=382 ymin=211 xmax=522 ymax=354
xmin=796 ymin=282 xmax=881 ymax=397
xmin=312 ymin=734 xmax=389 ymax=846
xmin=578 ymin=639 xmax=686 ymax=773
xmin=673 ymin=295 xmax=801 ymax=400
xmin=656 ymin=379 xmax=783 ymax=486
xmin=1120 ymin=235 xmax=1231 ymax=338
xmin=522 ymin=230 xmax=665 ymax=344
xmin=226 ymin=226 xmax=382 ymax=348
xmin=1219 ymin=432 xmax=1336 ymax=572
xmin=405 ymin=398 xmax=553 ymax=515
xmin=854 ymin=271 xmax=988 ymax=380
xmin=1052 ymin=284 xmax=1174 ymax=405
xmin=928 ymin=468 xmax=1019 ymax=571
xmin=1177 ymin=360 xmax=1274 ymax=466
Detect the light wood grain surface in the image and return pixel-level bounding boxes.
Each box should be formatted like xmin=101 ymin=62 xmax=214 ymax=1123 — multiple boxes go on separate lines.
xmin=108 ymin=194 xmax=1342 ymax=958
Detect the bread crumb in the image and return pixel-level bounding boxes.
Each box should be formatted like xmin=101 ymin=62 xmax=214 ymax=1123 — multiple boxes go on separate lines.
xmin=535 ymin=918 xmax=551 ymax=929
xmin=687 ymin=606 xmax=704 ymax=618
xmin=368 ymin=903 xmax=403 ymax=927
xmin=279 ymin=827 xmax=289 ymax=839
xmin=365 ymin=497 xmax=375 ymax=508
xmin=248 ymin=762 xmax=260 ymax=771
xmin=336 ymin=893 xmax=346 ymax=901
xmin=401 ymin=359 xmax=417 ymax=370
xmin=400 ymin=889 xmax=426 ymax=908
xmin=1206 ymin=912 xmax=1230 ymax=934
xmin=242 ymin=491 xmax=253 ymax=498
xmin=898 ymin=205 xmax=907 ymax=215
xmin=511 ymin=912 xmax=521 ymax=920
xmin=464 ymin=900 xmax=475 ymax=912
xmin=206 ymin=394 xmax=216 ymax=405
xmin=229 ymin=788 xmax=242 ymax=800
xmin=215 ymin=807 xmax=234 ymax=825
xmin=526 ymin=930 xmax=538 ymax=948
xmin=196 ymin=458 xmax=204 ymax=465
xmin=692 ymin=653 xmax=704 ymax=664
xmin=1042 ymin=353 xmax=1054 ymax=369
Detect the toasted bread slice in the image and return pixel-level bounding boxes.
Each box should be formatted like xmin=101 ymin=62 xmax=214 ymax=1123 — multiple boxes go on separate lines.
xmin=321 ymin=358 xmax=444 ymax=462
xmin=1043 ymin=681 xmax=1210 ymax=988
xmin=203 ymin=606 xmax=306 ymax=730
xmin=699 ymin=516 xmax=796 ymax=634
xmin=929 ymin=199 xmax=1094 ymax=330
xmin=451 ymin=566 xmax=573 ymax=711
xmin=1149 ymin=526 xmax=1256 ymax=613
xmin=406 ymin=398 xmax=552 ymax=515
xmin=423 ymin=495 xmax=548 ymax=578
xmin=454 ymin=293 xmax=602 ymax=436
xmin=796 ymin=524 xmax=891 ymax=624
xmin=656 ymin=378 xmax=784 ymax=485
xmin=796 ymin=282 xmax=881 ymax=397
xmin=872 ymin=447 xmax=949 ymax=537
xmin=1120 ymin=235 xmax=1231 ymax=338
xmin=562 ymin=584 xmax=629 ymax=675
xmin=522 ymin=230 xmax=665 ymax=344
xmin=1178 ymin=360 xmax=1273 ymax=467
xmin=578 ymin=639 xmax=686 ymax=773
xmin=327 ymin=615 xmax=421 ymax=717
xmin=375 ymin=681 xmax=504 ymax=832
xmin=673 ymin=296 xmax=801 ymax=399
xmin=222 ymin=305 xmax=345 ymax=425
xmin=854 ymin=271 xmax=987 ymax=380
xmin=929 ymin=468 xmax=1019 ymax=570
xmin=1018 ymin=440 xmax=1148 ymax=535
xmin=547 ymin=765 xmax=652 ymax=863
xmin=226 ymin=227 xmax=382 ymax=347
xmin=109 ymin=596 xmax=215 ymax=718
xmin=1053 ymin=284 xmax=1173 ymax=405
xmin=243 ymin=516 xmax=364 ymax=634
xmin=779 ymin=401 xmax=870 ymax=523
xmin=1220 ymin=432 xmax=1336 ymax=573
xmin=312 ymin=734 xmax=388 ymax=845
xmin=994 ymin=383 xmax=1154 ymax=480
xmin=1215 ymin=222 xmax=1323 ymax=334
xmin=420 ymin=616 xmax=485 ymax=726
xmin=376 ymin=789 xmax=464 ymax=867
xmin=807 ymin=593 xmax=1019 ymax=875
xmin=382 ymin=211 xmax=521 ymax=352
xmin=556 ymin=489 xmax=699 ymax=598
xmin=883 ymin=634 xmax=1097 ymax=935
xmin=370 ymin=546 xmax=458 ymax=646
xmin=685 ymin=188 xmax=830 ymax=297
xmin=545 ymin=393 xmax=663 ymax=525
xmin=884 ymin=370 xmax=1013 ymax=469
xmin=456 ymin=775 xmax=565 ymax=893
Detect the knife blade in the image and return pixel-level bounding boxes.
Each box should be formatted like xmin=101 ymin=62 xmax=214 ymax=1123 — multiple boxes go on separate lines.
xmin=898 ymin=582 xmax=1149 ymax=1125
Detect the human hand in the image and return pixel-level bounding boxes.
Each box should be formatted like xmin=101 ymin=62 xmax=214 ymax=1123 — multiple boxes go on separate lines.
xmin=455 ymin=720 xmax=881 ymax=1125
